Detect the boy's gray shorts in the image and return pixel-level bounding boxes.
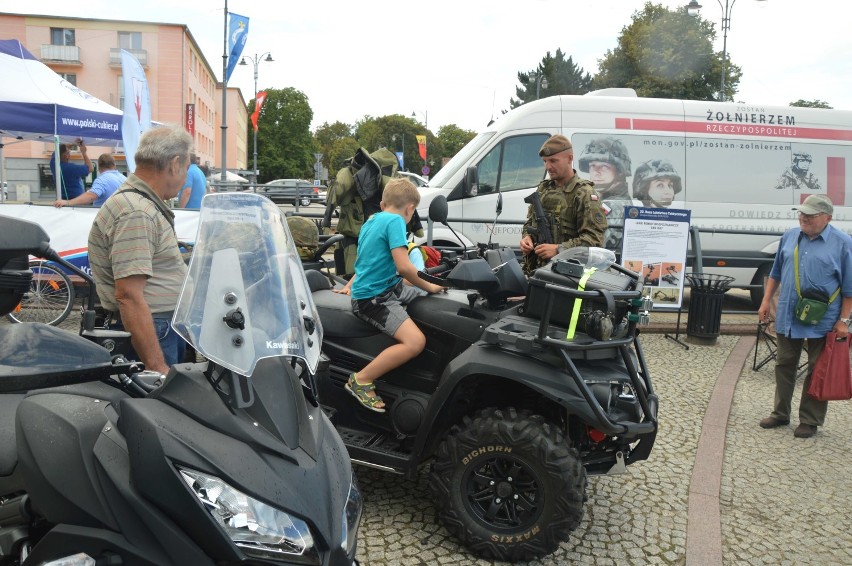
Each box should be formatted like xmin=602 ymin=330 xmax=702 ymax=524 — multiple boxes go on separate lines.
xmin=352 ymin=281 xmax=422 ymax=337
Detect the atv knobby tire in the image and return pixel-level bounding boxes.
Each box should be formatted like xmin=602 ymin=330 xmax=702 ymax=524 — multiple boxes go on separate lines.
xmin=429 ymin=407 xmax=586 ymax=562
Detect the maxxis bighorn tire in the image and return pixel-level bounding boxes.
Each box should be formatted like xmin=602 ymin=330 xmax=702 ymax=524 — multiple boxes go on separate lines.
xmin=429 ymin=407 xmax=586 ymax=562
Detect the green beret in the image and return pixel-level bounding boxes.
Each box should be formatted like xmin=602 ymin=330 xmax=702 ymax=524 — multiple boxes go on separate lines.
xmin=539 ymin=134 xmax=572 ymax=157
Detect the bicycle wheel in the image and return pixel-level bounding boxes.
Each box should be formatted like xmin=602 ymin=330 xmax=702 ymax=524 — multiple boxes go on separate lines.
xmin=5 ymin=261 xmax=75 ymax=326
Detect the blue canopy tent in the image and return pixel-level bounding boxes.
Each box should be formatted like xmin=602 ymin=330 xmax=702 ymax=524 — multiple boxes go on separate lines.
xmin=0 ymin=39 xmax=124 ymax=200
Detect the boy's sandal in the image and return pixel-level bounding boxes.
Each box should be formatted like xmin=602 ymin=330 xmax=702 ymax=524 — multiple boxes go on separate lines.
xmin=346 ymin=374 xmax=386 ymax=413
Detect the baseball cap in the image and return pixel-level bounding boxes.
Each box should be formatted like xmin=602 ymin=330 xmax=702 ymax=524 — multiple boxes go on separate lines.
xmin=539 ymin=134 xmax=572 ymax=157
xmin=793 ymin=194 xmax=833 ymax=216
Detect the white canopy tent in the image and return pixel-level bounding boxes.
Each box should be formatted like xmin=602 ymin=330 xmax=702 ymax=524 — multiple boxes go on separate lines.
xmin=0 ymin=39 xmax=124 ymax=201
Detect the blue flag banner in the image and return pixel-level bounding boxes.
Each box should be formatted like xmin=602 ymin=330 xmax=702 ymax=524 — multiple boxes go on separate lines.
xmin=226 ymin=12 xmax=249 ymax=83
xmin=120 ymin=49 xmax=152 ymax=172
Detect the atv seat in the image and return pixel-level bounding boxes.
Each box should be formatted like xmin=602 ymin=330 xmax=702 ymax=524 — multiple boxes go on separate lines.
xmin=311 ymin=287 xmax=385 ymax=339
xmin=305 ymin=269 xmax=332 ymax=292
xmin=0 ymin=393 xmax=26 ymax=495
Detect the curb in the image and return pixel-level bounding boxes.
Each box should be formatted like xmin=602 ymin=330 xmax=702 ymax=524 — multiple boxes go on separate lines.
xmin=685 ymin=335 xmax=756 ymax=566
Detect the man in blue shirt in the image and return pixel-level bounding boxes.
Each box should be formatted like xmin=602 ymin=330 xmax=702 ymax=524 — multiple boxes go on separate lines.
xmin=177 ymin=153 xmax=207 ymax=208
xmin=758 ymin=194 xmax=852 ymax=438
xmin=53 ymin=154 xmax=125 ymax=208
xmin=49 ymin=140 xmax=93 ymax=200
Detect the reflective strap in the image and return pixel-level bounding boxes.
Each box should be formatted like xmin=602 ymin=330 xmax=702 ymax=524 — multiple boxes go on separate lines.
xmin=566 ymin=267 xmax=596 ymax=340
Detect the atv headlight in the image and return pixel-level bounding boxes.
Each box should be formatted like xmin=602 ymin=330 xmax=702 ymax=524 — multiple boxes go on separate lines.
xmin=341 ymin=472 xmax=362 ymax=555
xmin=178 ymin=466 xmax=319 ymax=564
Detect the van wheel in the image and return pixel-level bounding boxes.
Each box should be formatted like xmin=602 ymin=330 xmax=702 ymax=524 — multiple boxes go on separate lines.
xmin=429 ymin=407 xmax=585 ymax=562
xmin=750 ymin=263 xmax=773 ymax=308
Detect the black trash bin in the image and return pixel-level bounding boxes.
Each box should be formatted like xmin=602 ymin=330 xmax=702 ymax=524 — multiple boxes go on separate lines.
xmin=685 ymin=273 xmax=734 ymax=342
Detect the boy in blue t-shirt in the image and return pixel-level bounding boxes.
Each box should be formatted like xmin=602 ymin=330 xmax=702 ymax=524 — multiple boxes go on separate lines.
xmin=335 ymin=178 xmax=444 ymax=412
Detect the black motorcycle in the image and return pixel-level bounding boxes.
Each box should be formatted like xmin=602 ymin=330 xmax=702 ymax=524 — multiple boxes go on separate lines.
xmin=0 ymin=192 xmax=361 ymax=566
xmin=305 ymin=195 xmax=658 ymax=562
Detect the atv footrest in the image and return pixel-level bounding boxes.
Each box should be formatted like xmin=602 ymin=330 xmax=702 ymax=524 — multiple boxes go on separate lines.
xmin=336 ymin=426 xmax=411 ymax=458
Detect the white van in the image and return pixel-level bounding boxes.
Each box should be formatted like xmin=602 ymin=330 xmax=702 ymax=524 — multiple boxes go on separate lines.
xmin=418 ymin=90 xmax=852 ymax=306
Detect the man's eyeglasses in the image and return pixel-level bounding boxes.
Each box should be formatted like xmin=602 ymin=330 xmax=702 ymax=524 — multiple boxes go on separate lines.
xmin=798 ymin=212 xmax=825 ymax=219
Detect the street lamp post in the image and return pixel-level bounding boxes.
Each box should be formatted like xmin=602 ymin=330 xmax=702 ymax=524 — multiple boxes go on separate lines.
xmin=534 ymin=73 xmax=548 ymax=100
xmin=239 ymin=52 xmax=273 ymax=191
xmin=686 ymin=0 xmax=767 ymax=101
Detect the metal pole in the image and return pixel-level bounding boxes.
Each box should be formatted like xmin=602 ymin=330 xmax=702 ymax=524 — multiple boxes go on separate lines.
xmin=220 ymin=1 xmax=228 ymax=185
xmin=718 ymin=0 xmax=733 ymax=101
xmin=535 ymin=74 xmax=541 ymax=100
xmin=252 ymin=60 xmax=258 ymax=192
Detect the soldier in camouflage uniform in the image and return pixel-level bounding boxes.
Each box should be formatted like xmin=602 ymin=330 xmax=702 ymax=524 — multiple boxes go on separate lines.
xmin=775 ymin=152 xmax=822 ymax=192
xmin=578 ymin=137 xmax=632 ymax=254
xmin=520 ymin=134 xmax=607 ymax=275
xmin=286 ymin=215 xmax=320 ymax=261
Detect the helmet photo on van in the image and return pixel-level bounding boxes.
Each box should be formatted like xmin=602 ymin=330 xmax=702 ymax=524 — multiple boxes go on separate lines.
xmin=578 ymin=137 xmax=632 ymax=177
xmin=633 ymin=159 xmax=682 ymax=208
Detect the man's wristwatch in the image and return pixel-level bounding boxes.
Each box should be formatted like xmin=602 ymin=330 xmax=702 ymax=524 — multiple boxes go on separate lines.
xmin=839 ymin=318 xmax=852 ymax=328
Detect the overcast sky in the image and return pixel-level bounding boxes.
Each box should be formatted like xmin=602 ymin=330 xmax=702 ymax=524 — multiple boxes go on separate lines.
xmin=6 ymin=1 xmax=852 ymax=133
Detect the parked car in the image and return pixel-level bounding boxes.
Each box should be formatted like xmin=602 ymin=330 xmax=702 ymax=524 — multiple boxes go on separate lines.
xmin=398 ymin=171 xmax=428 ymax=187
xmin=260 ymin=179 xmax=326 ymax=207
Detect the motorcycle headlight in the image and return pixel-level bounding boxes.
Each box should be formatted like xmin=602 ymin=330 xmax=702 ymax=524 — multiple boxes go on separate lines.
xmin=178 ymin=466 xmax=319 ymax=564
xmin=341 ymin=472 xmax=362 ymax=555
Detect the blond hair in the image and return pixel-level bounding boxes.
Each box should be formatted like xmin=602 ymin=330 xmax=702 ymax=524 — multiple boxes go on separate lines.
xmin=381 ymin=177 xmax=420 ymax=209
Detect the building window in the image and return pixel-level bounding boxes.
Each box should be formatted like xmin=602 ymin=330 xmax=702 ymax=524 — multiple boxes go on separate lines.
xmin=50 ymin=28 xmax=75 ymax=46
xmin=118 ymin=76 xmax=124 ymax=108
xmin=118 ymin=31 xmax=142 ymax=50
xmin=59 ymin=73 xmax=77 ymax=86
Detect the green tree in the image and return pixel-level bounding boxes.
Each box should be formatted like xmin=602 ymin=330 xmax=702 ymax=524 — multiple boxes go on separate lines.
xmin=789 ymin=99 xmax=832 ymax=109
xmin=437 ymin=124 xmax=476 ymax=159
xmin=327 ymin=137 xmax=361 ymax=178
xmin=510 ymin=48 xmax=593 ymax=108
xmin=594 ymin=2 xmax=739 ymax=101
xmin=251 ymin=87 xmax=314 ymax=183
xmin=314 ymin=121 xmax=354 ymax=175
xmin=353 ymin=114 xmax=443 ymax=174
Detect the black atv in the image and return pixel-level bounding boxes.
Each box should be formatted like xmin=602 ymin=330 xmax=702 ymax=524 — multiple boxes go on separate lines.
xmin=307 ymin=196 xmax=658 ymax=562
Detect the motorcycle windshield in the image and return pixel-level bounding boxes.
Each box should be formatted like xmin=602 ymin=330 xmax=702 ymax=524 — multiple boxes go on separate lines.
xmin=173 ymin=193 xmax=323 ymax=375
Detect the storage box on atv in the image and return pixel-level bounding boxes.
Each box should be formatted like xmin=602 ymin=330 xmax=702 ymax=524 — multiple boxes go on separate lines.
xmin=521 ymin=253 xmax=635 ymax=331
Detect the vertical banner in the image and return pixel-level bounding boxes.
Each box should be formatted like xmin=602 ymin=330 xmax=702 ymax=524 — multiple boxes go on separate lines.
xmin=621 ymin=206 xmax=691 ymax=309
xmin=250 ymin=91 xmax=267 ymax=132
xmin=395 ymin=151 xmax=404 ymax=170
xmin=416 ymin=134 xmax=427 ymax=161
xmin=120 ymin=49 xmax=151 ymax=173
xmin=225 ymin=12 xmax=249 ymax=83
xmin=185 ymin=103 xmax=195 ymax=137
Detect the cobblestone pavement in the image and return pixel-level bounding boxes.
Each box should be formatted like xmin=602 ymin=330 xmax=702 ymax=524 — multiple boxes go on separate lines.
xmin=352 ymin=333 xmax=852 ymax=565
xmin=5 ymin=311 xmax=850 ymax=565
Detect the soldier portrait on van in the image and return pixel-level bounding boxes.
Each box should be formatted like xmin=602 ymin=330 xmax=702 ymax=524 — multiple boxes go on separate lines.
xmin=578 ymin=137 xmax=632 ymax=253
xmin=774 ymin=152 xmax=822 ymax=192
xmin=633 ymin=159 xmax=683 ymax=208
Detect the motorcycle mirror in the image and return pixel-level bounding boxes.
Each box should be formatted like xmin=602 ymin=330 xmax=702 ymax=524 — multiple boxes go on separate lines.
xmin=428 ymin=195 xmax=449 ymax=225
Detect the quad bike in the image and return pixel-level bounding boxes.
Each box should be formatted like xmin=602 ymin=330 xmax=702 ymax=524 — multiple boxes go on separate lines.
xmin=0 ymin=192 xmax=361 ymax=566
xmin=304 ymin=195 xmax=659 ymax=562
